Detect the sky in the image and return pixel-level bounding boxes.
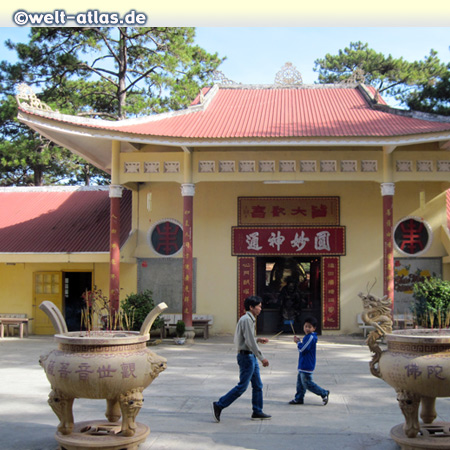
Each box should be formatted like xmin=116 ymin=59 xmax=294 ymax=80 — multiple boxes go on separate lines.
xmin=1 ymin=27 xmax=449 ymax=105
xmin=193 ymin=28 xmax=450 ymax=86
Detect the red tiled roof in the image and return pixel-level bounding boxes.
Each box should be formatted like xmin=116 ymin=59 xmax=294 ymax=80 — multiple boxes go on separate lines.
xmin=0 ymin=188 xmax=132 ymax=253
xmin=18 ymin=85 xmax=450 ymax=140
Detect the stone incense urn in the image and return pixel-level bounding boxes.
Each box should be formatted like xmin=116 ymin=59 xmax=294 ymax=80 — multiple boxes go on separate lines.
xmin=359 ymin=291 xmax=450 ymax=450
xmin=39 ymin=301 xmax=167 ymax=450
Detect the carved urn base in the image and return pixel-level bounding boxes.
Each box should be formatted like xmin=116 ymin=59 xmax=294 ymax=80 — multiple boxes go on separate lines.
xmin=391 ymin=422 xmax=450 ymax=450
xmin=38 ymin=301 xmax=168 ymax=450
xmin=40 ymin=331 xmax=166 ymax=445
xmin=55 ymin=420 xmax=149 ymax=450
xmin=378 ymin=329 xmax=450 ymax=441
xmin=365 ymin=328 xmax=450 ymax=444
xmin=359 ymin=292 xmax=450 ymax=448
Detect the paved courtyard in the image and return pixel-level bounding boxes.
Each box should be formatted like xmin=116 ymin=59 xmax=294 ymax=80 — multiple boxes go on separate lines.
xmin=2 ymin=333 xmax=450 ymax=450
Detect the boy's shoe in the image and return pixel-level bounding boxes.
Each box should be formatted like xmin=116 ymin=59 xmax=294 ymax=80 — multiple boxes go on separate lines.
xmin=322 ymin=391 xmax=330 ymax=406
xmin=251 ymin=412 xmax=272 ymax=420
xmin=212 ymin=402 xmax=222 ymax=422
xmin=289 ymin=399 xmax=304 ymax=405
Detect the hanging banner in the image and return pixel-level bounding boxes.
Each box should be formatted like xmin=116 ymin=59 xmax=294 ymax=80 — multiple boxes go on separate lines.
xmin=232 ymin=226 xmax=345 ymax=256
xmin=238 ymin=197 xmax=340 ymax=226
xmin=182 ymin=196 xmax=193 ymax=322
xmin=322 ymin=257 xmax=340 ymax=330
xmin=237 ymin=257 xmax=255 ymax=320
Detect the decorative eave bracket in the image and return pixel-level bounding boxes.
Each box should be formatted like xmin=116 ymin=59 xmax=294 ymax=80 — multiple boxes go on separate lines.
xmin=15 ymin=83 xmax=55 ymax=113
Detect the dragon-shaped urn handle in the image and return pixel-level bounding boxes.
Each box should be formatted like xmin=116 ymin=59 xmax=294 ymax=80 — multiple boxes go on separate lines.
xmin=358 ymin=289 xmax=393 ymax=378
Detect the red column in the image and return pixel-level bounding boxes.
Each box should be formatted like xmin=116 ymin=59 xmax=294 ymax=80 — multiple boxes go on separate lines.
xmin=181 ymin=184 xmax=195 ymax=327
xmin=109 ymin=185 xmax=123 ymax=315
xmin=381 ymin=183 xmax=395 ymax=308
xmin=447 ymin=189 xmax=450 ymax=231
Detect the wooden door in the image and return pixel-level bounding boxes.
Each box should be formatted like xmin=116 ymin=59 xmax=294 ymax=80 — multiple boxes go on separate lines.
xmin=33 ymin=272 xmax=63 ymax=335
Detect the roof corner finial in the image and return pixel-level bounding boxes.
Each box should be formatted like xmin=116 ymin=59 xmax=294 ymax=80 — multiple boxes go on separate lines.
xmin=274 ymin=62 xmax=303 ymax=86
xmin=340 ymin=67 xmax=366 ymax=85
xmin=374 ymin=89 xmax=380 ymax=103
xmin=15 ymin=83 xmax=54 ymax=112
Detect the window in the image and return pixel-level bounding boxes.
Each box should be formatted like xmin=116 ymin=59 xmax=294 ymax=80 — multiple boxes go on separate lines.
xmin=148 ymin=219 xmax=183 ymax=257
xmin=394 ymin=217 xmax=432 ymax=256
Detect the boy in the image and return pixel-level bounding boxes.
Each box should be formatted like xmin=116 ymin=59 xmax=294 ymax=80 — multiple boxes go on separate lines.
xmin=289 ymin=316 xmax=329 ymax=405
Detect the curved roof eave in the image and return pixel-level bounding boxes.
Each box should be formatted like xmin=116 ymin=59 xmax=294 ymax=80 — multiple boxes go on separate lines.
xmin=19 ymin=108 xmax=450 ymax=147
xmin=18 ymin=107 xmax=450 ymax=174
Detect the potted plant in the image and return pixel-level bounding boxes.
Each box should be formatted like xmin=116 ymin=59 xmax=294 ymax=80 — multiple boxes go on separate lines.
xmin=174 ymin=320 xmax=186 ymax=344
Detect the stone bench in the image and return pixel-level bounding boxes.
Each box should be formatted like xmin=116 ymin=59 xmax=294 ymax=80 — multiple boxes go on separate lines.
xmin=0 ymin=313 xmax=33 ymax=338
xmin=161 ymin=314 xmax=214 ymax=339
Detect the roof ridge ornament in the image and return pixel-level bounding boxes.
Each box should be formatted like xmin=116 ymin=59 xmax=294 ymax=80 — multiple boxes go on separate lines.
xmin=15 ymin=83 xmax=55 ymax=112
xmin=274 ymin=62 xmax=303 ymax=86
xmin=212 ymin=70 xmax=238 ymax=85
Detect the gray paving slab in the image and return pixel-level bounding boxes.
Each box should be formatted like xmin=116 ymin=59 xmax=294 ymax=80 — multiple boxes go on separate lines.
xmin=1 ymin=334 xmax=449 ymax=450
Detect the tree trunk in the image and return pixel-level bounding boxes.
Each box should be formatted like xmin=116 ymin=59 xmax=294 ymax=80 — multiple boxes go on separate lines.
xmin=34 ymin=166 xmax=43 ymax=186
xmin=117 ymin=28 xmax=128 ymax=120
xmin=84 ymin=164 xmax=91 ymax=186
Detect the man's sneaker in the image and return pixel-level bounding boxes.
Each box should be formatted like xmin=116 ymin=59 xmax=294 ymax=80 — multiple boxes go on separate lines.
xmin=212 ymin=402 xmax=222 ymax=422
xmin=251 ymin=412 xmax=272 ymax=420
xmin=322 ymin=391 xmax=330 ymax=406
xmin=289 ymin=399 xmax=304 ymax=405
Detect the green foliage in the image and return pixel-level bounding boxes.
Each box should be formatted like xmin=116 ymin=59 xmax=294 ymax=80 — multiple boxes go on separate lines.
xmin=14 ymin=27 xmax=224 ymax=119
xmin=313 ymin=41 xmax=447 ymax=105
xmin=176 ymin=320 xmax=186 ymax=337
xmin=0 ymin=27 xmax=224 ymax=185
xmin=411 ymin=277 xmax=450 ymax=328
xmin=406 ymin=64 xmax=450 ymax=116
xmin=121 ymin=290 xmax=164 ymax=332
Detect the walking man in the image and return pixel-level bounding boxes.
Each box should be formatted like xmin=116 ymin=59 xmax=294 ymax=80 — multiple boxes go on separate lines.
xmin=212 ymin=296 xmax=271 ymax=422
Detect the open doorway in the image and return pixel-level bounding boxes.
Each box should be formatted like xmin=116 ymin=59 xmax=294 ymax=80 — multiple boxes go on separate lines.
xmin=256 ymin=257 xmax=321 ymax=335
xmin=64 ymin=272 xmax=92 ymax=331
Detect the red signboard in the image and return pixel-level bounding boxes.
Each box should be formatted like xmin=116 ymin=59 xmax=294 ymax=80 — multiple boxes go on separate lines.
xmin=322 ymin=257 xmax=340 ymax=330
xmin=237 ymin=257 xmax=255 ymax=319
xmin=232 ymin=226 xmax=345 ymax=256
xmin=238 ymin=197 xmax=340 ymax=226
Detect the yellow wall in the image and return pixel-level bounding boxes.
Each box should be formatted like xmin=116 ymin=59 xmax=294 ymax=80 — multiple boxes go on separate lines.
xmin=0 ymin=262 xmax=137 ymax=334
xmin=134 ymin=182 xmax=184 ymax=259
xmin=2 ymin=145 xmax=449 ymax=336
xmin=121 ymin=144 xmax=450 ymax=336
xmin=131 ymin=178 xmax=449 ymax=336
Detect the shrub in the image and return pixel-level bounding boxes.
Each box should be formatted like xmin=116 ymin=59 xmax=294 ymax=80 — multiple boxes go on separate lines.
xmin=176 ymin=320 xmax=186 ymax=337
xmin=121 ymin=290 xmax=164 ymax=332
xmin=412 ymin=277 xmax=450 ymax=328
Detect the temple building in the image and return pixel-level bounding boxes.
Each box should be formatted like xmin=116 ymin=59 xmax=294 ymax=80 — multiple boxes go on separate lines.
xmin=1 ymin=69 xmax=450 ymax=336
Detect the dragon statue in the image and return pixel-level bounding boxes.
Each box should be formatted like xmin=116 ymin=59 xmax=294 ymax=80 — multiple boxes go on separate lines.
xmin=358 ymin=282 xmax=393 ymax=378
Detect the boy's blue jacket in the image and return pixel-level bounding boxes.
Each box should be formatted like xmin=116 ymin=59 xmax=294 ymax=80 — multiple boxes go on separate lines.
xmin=297 ymin=331 xmax=317 ymax=373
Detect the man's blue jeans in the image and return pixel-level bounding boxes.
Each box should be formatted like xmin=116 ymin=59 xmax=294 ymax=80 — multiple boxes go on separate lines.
xmin=294 ymin=371 xmax=327 ymax=401
xmin=217 ymin=353 xmax=263 ymax=413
